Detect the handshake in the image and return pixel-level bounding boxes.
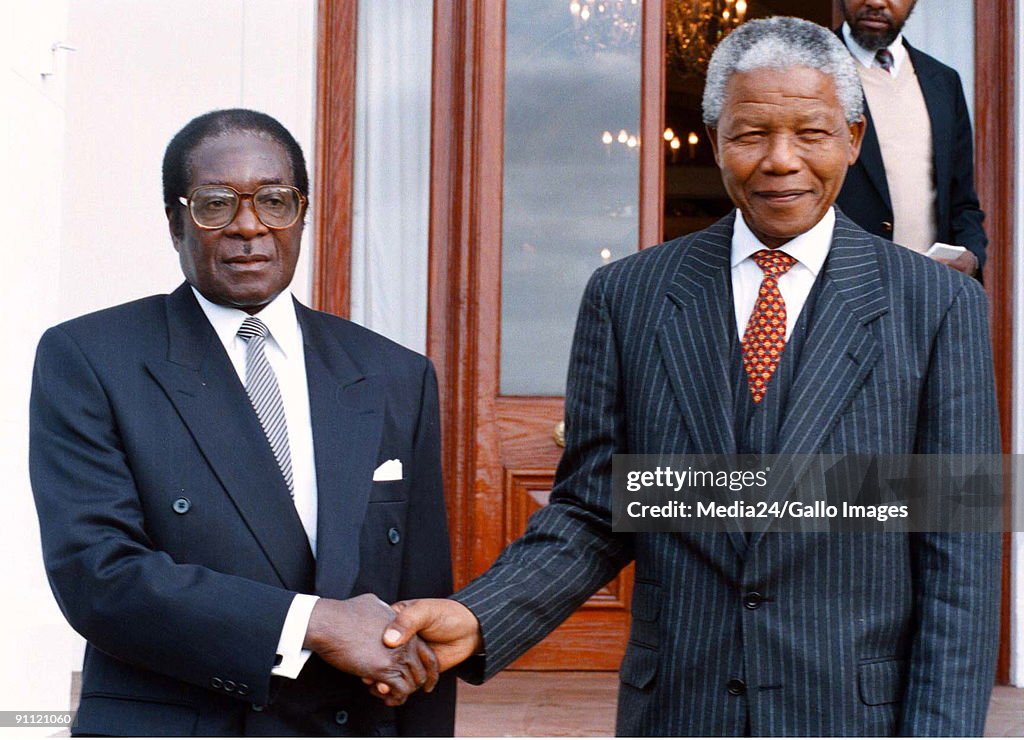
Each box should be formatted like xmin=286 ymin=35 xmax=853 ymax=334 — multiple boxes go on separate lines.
xmin=302 ymin=594 xmax=483 ymax=706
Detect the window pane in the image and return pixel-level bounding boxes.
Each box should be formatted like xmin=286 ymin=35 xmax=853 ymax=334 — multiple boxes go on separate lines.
xmin=500 ymin=0 xmax=642 ymax=396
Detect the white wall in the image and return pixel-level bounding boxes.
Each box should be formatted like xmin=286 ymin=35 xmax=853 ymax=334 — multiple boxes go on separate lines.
xmin=902 ymin=1 xmax=974 ymax=121
xmin=59 ymin=0 xmax=317 ymax=316
xmin=2 ymin=0 xmax=316 ymax=716
xmin=2 ymin=1 xmax=79 ymax=725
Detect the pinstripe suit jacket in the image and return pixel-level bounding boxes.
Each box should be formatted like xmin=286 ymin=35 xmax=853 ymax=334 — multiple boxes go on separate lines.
xmin=455 ymin=210 xmax=1001 ymax=736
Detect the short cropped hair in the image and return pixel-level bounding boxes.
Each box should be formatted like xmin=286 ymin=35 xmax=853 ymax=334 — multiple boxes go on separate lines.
xmin=702 ymin=17 xmax=864 ymax=126
xmin=162 ymin=109 xmax=309 ymax=231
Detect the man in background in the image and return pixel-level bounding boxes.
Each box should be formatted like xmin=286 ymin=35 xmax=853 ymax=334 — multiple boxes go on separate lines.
xmin=30 ymin=109 xmax=453 ymax=736
xmin=836 ymin=0 xmax=987 ymax=277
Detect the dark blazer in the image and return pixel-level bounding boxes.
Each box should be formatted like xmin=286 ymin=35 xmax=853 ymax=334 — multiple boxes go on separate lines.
xmin=835 ymin=36 xmax=988 ymax=270
xmin=454 ymin=211 xmax=1001 ymax=736
xmin=30 ymin=283 xmax=455 ymax=737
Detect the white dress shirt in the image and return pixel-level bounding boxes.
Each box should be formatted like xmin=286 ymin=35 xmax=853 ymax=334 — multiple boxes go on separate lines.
xmin=842 ymin=21 xmax=908 ymax=78
xmin=192 ymin=287 xmax=318 ymax=679
xmin=730 ymin=208 xmax=834 ymax=342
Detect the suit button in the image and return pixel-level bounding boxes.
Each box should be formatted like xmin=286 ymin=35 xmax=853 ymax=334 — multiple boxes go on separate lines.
xmin=251 ymin=704 xmax=264 ymax=712
xmin=387 ymin=527 xmax=401 ymax=545
xmin=223 ymin=680 xmax=236 ymax=692
xmin=211 ymin=677 xmax=223 ymax=690
xmin=237 ymin=683 xmax=250 ymax=696
xmin=172 ymin=497 xmax=191 ymax=514
xmin=335 ymin=710 xmax=349 ymax=726
xmin=881 ymin=220 xmax=893 ymax=233
xmin=727 ymin=678 xmax=746 ymax=696
xmin=743 ymin=591 xmax=763 ymax=610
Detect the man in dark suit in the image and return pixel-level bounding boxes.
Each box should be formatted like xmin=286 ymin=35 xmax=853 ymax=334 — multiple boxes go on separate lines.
xmin=378 ymin=18 xmax=1001 ymax=736
xmin=30 ymin=109 xmax=454 ymax=736
xmin=835 ymin=0 xmax=987 ymax=277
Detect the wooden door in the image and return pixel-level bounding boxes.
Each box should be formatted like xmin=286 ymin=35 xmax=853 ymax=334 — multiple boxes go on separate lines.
xmin=427 ymin=0 xmax=666 ymax=669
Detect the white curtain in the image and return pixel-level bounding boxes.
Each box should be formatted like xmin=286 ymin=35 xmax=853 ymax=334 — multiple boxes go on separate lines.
xmin=902 ymin=1 xmax=974 ymax=123
xmin=350 ymin=0 xmax=433 ymax=353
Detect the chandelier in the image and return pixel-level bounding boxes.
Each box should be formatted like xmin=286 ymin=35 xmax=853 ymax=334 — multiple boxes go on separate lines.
xmin=569 ymin=0 xmax=641 ymax=53
xmin=666 ymin=0 xmax=748 ymax=77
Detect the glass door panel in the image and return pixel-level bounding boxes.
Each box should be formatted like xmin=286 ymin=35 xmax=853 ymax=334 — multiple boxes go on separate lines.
xmin=500 ymin=0 xmax=643 ymax=396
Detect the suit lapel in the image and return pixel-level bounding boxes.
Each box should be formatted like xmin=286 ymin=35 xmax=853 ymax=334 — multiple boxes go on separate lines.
xmin=658 ymin=215 xmax=737 ymax=456
xmin=146 ymin=284 xmax=316 ymax=592
xmin=658 ymin=214 xmax=746 ymax=555
xmin=834 ymin=28 xmax=892 ymax=211
xmin=746 ymin=215 xmax=888 ymax=548
xmin=298 ymin=307 xmax=385 ymax=600
xmin=854 ymin=101 xmax=892 ymax=211
xmin=776 ymin=213 xmax=887 ymax=454
xmin=906 ymin=42 xmax=951 ymax=228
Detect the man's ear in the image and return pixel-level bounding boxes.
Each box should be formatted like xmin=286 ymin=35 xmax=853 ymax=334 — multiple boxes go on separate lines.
xmin=166 ymin=206 xmax=183 ymax=249
xmin=706 ymin=125 xmax=720 ymax=165
xmin=847 ymin=114 xmax=866 ymax=163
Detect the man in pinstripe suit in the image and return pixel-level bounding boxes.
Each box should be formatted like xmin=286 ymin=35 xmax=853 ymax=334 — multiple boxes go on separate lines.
xmin=378 ymin=17 xmax=1001 ymax=736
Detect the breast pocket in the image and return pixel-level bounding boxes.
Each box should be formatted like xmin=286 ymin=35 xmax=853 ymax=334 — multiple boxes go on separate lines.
xmin=368 ymin=479 xmax=407 ymax=503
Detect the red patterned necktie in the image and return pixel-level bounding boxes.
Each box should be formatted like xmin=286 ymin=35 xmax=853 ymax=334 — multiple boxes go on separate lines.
xmin=741 ymin=249 xmax=797 ymax=403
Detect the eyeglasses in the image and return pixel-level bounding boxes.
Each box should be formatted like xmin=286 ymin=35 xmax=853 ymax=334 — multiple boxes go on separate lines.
xmin=178 ymin=184 xmax=306 ymax=230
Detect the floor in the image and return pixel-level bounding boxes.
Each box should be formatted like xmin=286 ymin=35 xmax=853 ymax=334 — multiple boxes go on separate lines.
xmin=455 ymin=672 xmax=1024 ymax=737
xmin=66 ymin=669 xmax=1024 ymax=736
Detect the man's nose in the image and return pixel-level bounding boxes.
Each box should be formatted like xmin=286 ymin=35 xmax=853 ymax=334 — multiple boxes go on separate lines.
xmin=761 ymin=134 xmax=801 ymax=174
xmin=223 ymin=197 xmax=269 ymax=238
xmin=863 ymin=0 xmax=888 ymax=10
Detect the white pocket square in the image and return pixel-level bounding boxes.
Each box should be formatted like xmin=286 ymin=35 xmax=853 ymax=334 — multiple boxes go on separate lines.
xmin=372 ymin=459 xmax=403 ymax=481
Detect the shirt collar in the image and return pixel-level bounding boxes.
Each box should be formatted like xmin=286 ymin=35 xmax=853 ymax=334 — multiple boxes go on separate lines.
xmin=730 ymin=207 xmax=835 ymax=278
xmin=191 ymin=286 xmax=302 ymax=359
xmin=842 ymin=21 xmax=907 ymax=77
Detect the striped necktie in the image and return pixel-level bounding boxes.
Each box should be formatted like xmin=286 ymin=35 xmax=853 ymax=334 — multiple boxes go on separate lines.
xmin=237 ymin=316 xmax=294 ymax=494
xmin=875 ymin=48 xmax=894 ymax=74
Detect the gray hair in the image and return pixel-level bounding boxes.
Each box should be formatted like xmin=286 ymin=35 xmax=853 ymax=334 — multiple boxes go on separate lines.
xmin=702 ymin=16 xmax=864 ymax=126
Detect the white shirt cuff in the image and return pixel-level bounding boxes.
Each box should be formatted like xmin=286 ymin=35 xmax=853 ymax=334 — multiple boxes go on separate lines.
xmin=272 ymin=593 xmax=319 ymax=679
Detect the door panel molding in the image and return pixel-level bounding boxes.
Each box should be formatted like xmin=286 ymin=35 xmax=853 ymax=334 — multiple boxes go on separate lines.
xmin=313 ymin=0 xmax=357 ymax=317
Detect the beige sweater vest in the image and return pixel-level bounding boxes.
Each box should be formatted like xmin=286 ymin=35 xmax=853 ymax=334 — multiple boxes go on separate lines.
xmin=856 ymin=56 xmax=937 ymax=254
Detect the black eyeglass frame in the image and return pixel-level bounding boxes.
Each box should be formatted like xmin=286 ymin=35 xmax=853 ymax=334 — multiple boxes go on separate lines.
xmin=177 ymin=184 xmax=307 ymax=230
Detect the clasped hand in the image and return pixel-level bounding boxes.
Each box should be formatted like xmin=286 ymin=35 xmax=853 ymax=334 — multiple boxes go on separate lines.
xmin=305 ymin=594 xmax=481 ymax=707
xmin=303 ymin=594 xmax=438 ymax=706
